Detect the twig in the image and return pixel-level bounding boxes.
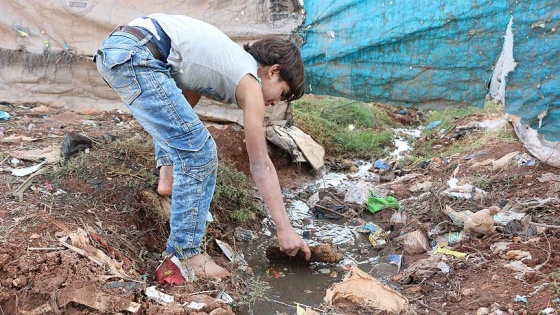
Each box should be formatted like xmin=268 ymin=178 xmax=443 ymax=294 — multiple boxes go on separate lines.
xmin=0 ymin=155 xmax=9 ymax=165
xmin=314 ymin=204 xmax=353 ymax=219
xmin=534 ymin=233 xmax=551 ymax=271
xmin=188 ymin=290 xmax=218 ymax=296
xmin=529 ymin=221 xmax=560 ymax=229
xmin=27 ymin=247 xmax=65 ymax=251
xmin=264 ymin=297 xmax=324 ymax=313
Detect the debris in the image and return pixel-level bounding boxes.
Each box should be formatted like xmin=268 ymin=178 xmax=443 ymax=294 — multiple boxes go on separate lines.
xmin=367 ymin=193 xmax=399 ymax=214
xmin=265 ymin=242 xmax=342 ymax=264
xmin=514 ymin=295 xmax=528 ymax=304
xmin=58 ymin=284 xmax=141 ymax=313
xmin=344 ymin=180 xmax=377 ymax=205
xmin=425 ymin=120 xmax=441 ymax=130
xmin=443 ymin=205 xmax=474 ymax=226
xmin=325 ymin=267 xmax=410 ymax=313
xmin=437 ymin=261 xmax=450 ymax=274
xmin=215 ymin=239 xmax=247 ymax=265
xmin=61 ymin=132 xmax=93 ymax=159
xmin=154 ymin=255 xmax=195 ymax=284
xmin=504 ymin=260 xmax=531 ymax=272
xmin=296 ymin=304 xmax=320 ymax=315
xmin=11 ymin=160 xmax=47 ymax=177
xmin=145 ymin=286 xmax=174 ymax=305
xmin=0 ymin=111 xmax=10 ymax=120
xmin=12 ymin=168 xmax=48 ymax=201
xmin=374 ymin=159 xmax=388 ymax=170
xmin=463 ymin=206 xmax=500 ymax=236
xmin=435 ymin=231 xmax=466 ymax=247
xmin=433 ymin=247 xmax=467 ymax=260
xmin=443 ymin=178 xmax=487 ymax=201
xmin=10 ymin=146 xmax=61 ymax=163
xmin=396 ymin=229 xmax=430 ymax=254
xmin=397 ymin=255 xmax=445 ymax=283
xmin=59 ymin=228 xmax=130 ymax=278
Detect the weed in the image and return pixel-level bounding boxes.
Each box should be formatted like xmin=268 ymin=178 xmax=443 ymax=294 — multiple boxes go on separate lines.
xmin=233 ymin=277 xmax=271 ymax=315
xmin=547 ymin=268 xmax=560 ymax=298
xmin=212 ymin=163 xmax=265 ymax=224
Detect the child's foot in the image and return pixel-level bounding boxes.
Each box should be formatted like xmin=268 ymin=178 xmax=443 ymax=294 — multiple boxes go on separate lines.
xmin=185 ymin=254 xmax=230 ymax=278
xmin=157 ymin=165 xmax=173 ymax=197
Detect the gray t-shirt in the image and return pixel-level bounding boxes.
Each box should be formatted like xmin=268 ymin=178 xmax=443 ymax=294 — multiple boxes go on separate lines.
xmin=130 ymin=14 xmax=259 ymax=106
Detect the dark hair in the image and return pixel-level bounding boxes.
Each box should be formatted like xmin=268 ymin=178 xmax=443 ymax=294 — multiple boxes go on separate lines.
xmin=244 ymin=37 xmax=305 ymax=101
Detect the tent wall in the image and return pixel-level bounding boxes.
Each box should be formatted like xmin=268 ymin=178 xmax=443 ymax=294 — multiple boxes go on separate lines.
xmin=0 ymin=0 xmax=303 ymax=110
xmin=300 ymin=0 xmax=560 ymax=141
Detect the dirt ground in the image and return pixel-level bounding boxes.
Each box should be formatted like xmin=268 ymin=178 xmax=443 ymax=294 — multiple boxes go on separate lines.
xmin=0 ymin=101 xmax=559 ymax=315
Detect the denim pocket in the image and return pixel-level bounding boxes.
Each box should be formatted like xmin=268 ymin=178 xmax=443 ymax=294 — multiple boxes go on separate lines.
xmin=166 ymin=124 xmax=218 ymax=182
xmin=98 ymin=49 xmax=141 ymax=105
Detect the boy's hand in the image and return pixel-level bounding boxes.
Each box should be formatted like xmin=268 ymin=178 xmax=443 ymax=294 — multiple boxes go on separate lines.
xmin=277 ymin=227 xmax=311 ymax=260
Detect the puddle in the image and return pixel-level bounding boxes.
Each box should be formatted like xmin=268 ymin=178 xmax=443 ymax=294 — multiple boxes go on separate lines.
xmin=237 ymin=129 xmax=418 ymax=314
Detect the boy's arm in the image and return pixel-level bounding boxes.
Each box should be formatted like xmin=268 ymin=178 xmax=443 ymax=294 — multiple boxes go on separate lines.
xmin=236 ymin=75 xmax=311 ymax=260
xmin=183 ymin=90 xmax=202 ymax=107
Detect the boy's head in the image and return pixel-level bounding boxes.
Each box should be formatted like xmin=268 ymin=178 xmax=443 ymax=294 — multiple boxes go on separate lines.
xmin=244 ymin=37 xmax=305 ymax=102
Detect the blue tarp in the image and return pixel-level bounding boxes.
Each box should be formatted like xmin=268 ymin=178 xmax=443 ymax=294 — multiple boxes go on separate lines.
xmin=300 ymin=1 xmax=560 ymax=141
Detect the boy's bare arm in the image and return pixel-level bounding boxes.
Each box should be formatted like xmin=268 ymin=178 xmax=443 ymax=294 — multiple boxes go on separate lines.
xmin=183 ymin=90 xmax=202 ymax=107
xmin=236 ymin=75 xmax=311 ymax=259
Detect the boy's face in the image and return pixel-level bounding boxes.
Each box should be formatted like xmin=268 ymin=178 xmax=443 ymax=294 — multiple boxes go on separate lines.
xmin=261 ymin=65 xmax=290 ymax=107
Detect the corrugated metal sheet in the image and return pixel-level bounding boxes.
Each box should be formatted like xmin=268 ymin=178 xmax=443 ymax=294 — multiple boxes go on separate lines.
xmin=300 ymin=0 xmax=560 ymax=141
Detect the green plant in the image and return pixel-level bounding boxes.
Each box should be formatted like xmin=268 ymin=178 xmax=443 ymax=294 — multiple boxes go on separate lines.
xmin=547 ymin=268 xmax=560 ymax=298
xmin=233 ymin=277 xmax=271 ymax=315
xmin=212 ymin=163 xmax=264 ymax=224
xmin=291 ymin=95 xmax=397 ymax=159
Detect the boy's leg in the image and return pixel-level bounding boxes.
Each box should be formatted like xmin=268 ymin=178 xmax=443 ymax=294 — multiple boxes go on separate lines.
xmin=95 ymin=32 xmax=228 ymax=278
xmin=154 ymin=140 xmax=173 ymax=197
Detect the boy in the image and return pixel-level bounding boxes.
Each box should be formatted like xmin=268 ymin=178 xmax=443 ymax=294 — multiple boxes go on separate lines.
xmin=95 ymin=13 xmax=311 ymax=278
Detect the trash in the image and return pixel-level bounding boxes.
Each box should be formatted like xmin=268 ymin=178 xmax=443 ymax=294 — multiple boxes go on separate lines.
xmin=57 ymin=284 xmax=141 ymax=313
xmin=491 ymin=151 xmax=520 ymax=169
xmin=154 ymin=255 xmax=195 ymax=285
xmin=397 ymin=255 xmax=445 ymax=283
xmin=145 ymin=286 xmax=174 ymax=305
xmin=425 ymin=120 xmax=441 ymax=130
xmin=504 ymin=260 xmax=531 ymax=272
xmin=185 ymin=301 xmax=206 ymax=310
xmin=0 ymin=111 xmax=10 ymax=121
xmin=504 ymin=250 xmax=531 ymax=261
xmin=215 ymin=239 xmax=247 ymax=265
xmin=540 ymin=307 xmax=556 ymax=315
xmin=367 ymin=193 xmax=399 ymax=214
xmin=433 ymin=247 xmax=467 ymax=260
xmin=265 ymin=242 xmax=342 ymax=264
xmin=435 ymin=231 xmax=466 ymax=247
xmin=514 ymin=295 xmax=528 ymax=304
xmin=374 ymin=159 xmax=388 ymax=170
xmin=443 ymin=178 xmax=487 ymax=201
xmin=396 ymin=230 xmax=430 ymax=254
xmin=296 ymin=304 xmax=320 ymax=315
xmin=464 ymin=151 xmax=487 ymax=160
xmin=325 ymin=267 xmax=410 ymax=313
xmin=356 ymin=222 xmax=383 ymax=234
xmin=266 ymin=266 xmax=286 ymax=278
xmin=61 ymin=132 xmax=93 ymax=159
xmin=368 ymin=231 xmax=388 ymax=249
xmin=463 ymin=206 xmax=500 ymax=236
xmin=390 ymin=211 xmax=408 ymax=226
xmin=344 ymin=180 xmax=376 ymax=205
xmin=11 ymin=160 xmax=47 ymax=177
xmin=12 ymin=168 xmax=48 ymax=201
xmin=443 ymin=205 xmax=474 ymax=226
xmin=437 ymin=261 xmax=450 ymax=274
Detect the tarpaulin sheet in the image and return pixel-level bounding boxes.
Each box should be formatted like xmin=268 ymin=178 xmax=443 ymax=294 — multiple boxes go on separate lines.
xmin=0 ymin=0 xmax=304 ymax=110
xmin=300 ymin=0 xmax=560 ymax=141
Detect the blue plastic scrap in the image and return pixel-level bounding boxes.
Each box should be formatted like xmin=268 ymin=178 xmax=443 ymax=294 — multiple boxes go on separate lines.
xmin=300 ymin=0 xmax=560 ymax=141
xmin=0 ymin=111 xmax=10 ymax=121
